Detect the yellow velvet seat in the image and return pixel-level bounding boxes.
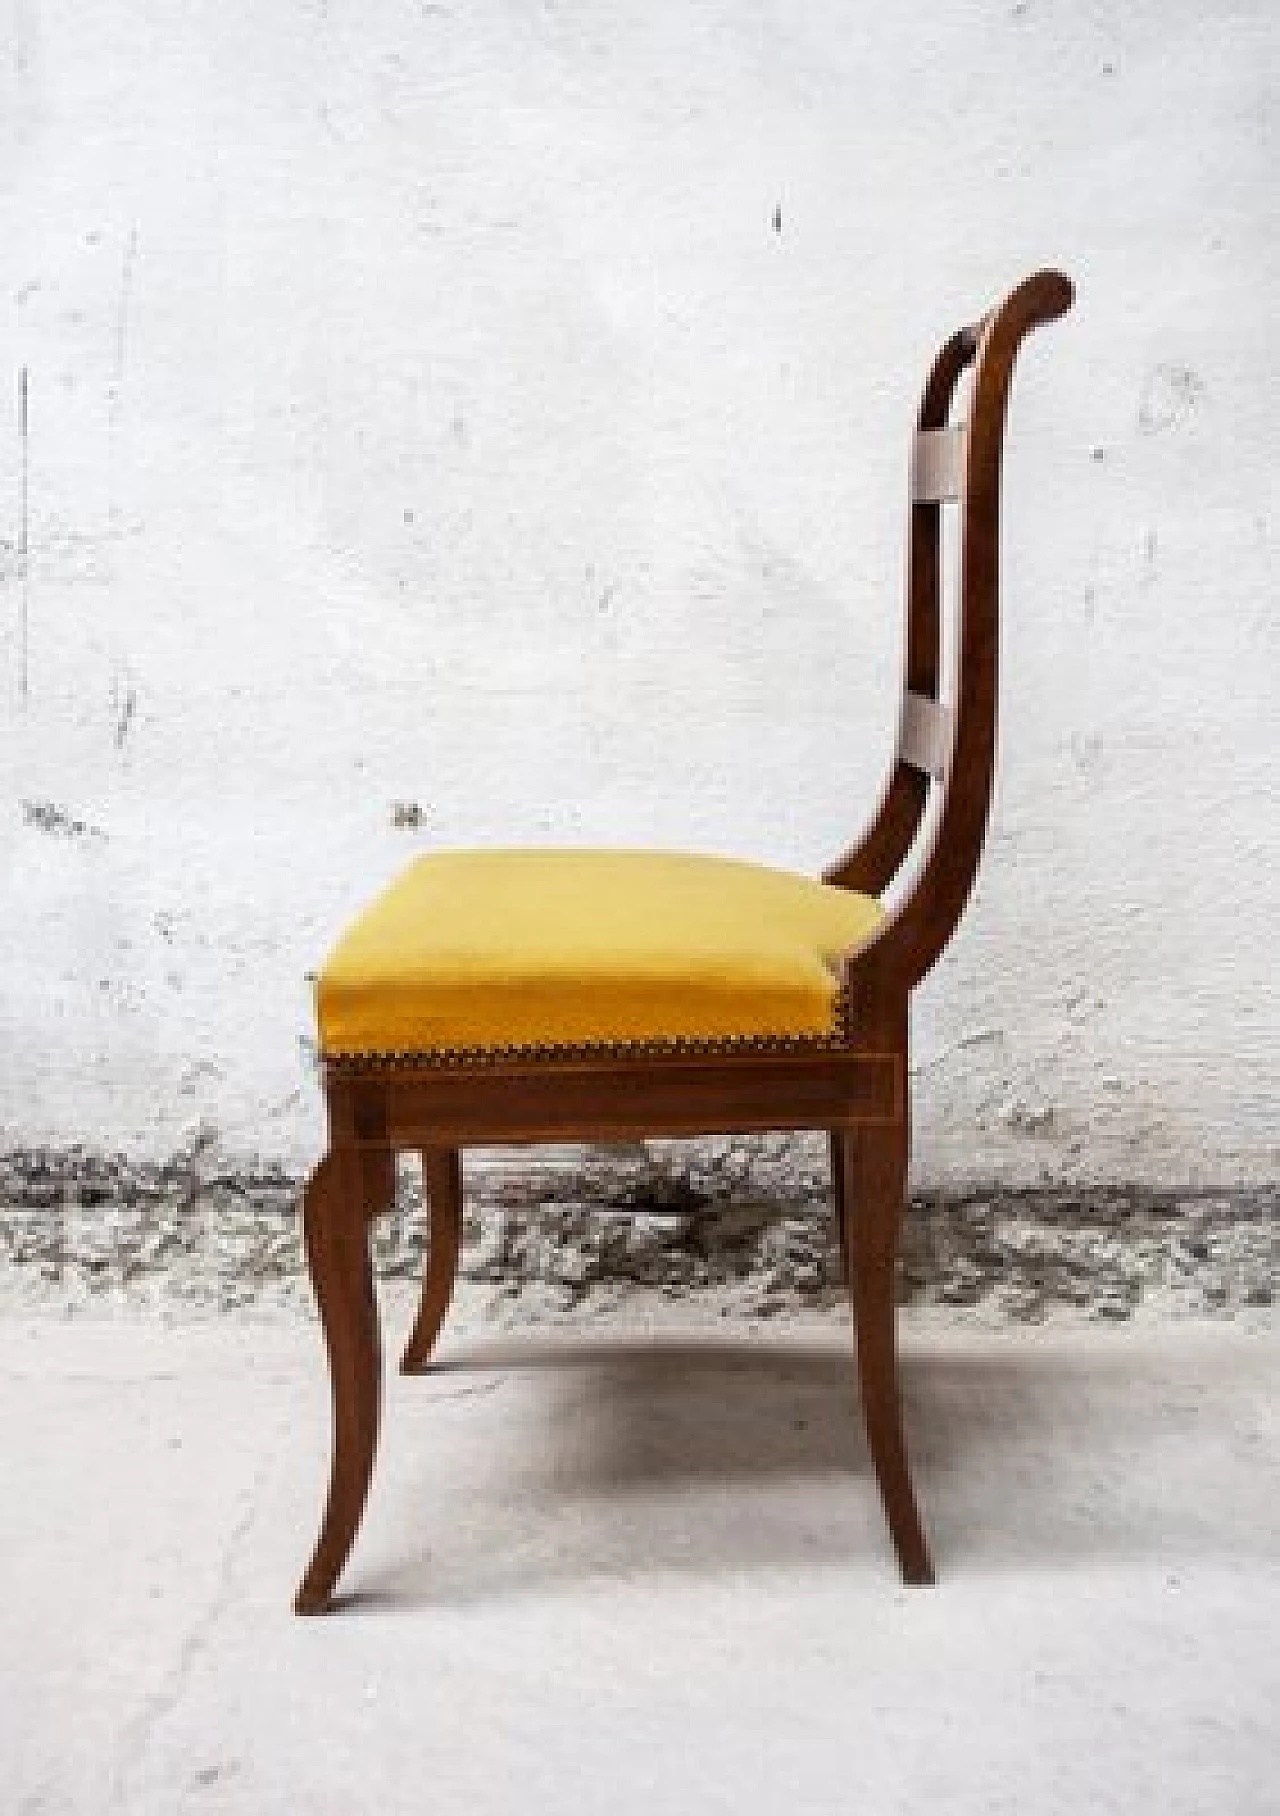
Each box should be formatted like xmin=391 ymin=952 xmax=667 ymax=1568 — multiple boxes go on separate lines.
xmin=317 ymin=848 xmax=883 ymax=1061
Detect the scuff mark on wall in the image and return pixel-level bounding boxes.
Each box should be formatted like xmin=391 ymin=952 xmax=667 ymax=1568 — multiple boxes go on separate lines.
xmin=22 ymin=799 xmax=105 ymax=839
xmin=111 ymin=668 xmax=137 ymax=747
xmin=1138 ymin=364 xmax=1205 ymax=435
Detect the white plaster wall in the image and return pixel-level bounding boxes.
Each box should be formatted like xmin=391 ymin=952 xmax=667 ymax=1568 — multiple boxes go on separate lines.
xmin=0 ymin=0 xmax=1275 ymax=1185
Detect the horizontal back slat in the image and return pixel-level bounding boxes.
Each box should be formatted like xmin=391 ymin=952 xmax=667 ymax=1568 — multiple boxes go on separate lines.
xmin=911 ymin=425 xmax=965 ymax=502
xmin=899 ymin=690 xmax=953 ymax=780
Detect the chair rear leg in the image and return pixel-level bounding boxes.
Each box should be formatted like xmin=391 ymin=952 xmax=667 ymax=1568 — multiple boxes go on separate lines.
xmin=294 ymin=1146 xmax=392 ymax=1615
xmin=829 ymin=1130 xmax=849 ymax=1286
xmin=837 ymin=1124 xmax=934 ymax=1584
xmin=401 ymin=1148 xmax=463 ymax=1374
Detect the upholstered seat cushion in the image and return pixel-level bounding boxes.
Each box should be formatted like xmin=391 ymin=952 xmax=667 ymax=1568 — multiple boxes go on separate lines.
xmin=316 ymin=849 xmax=883 ymax=1060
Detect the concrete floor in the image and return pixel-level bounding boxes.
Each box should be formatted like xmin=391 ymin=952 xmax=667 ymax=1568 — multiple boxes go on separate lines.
xmin=1 ymin=1302 xmax=1277 ymax=1814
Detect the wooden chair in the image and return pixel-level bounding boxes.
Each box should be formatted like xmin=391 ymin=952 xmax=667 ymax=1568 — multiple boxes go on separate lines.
xmin=294 ymin=268 xmax=1074 ymax=1614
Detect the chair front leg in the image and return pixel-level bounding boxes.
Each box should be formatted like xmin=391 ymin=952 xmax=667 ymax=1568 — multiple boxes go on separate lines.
xmin=401 ymin=1148 xmax=463 ymax=1374
xmin=838 ymin=1121 xmax=934 ymax=1584
xmin=294 ymin=1144 xmax=393 ymax=1615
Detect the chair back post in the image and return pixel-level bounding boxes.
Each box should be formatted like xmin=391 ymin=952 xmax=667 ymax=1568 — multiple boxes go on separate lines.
xmin=834 ymin=269 xmax=1073 ymax=1001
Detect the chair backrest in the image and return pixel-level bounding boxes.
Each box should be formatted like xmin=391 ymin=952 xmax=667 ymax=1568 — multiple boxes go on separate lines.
xmin=825 ymin=269 xmax=1074 ymax=991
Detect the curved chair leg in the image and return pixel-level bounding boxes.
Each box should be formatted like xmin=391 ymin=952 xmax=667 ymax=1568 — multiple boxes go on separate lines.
xmin=401 ymin=1148 xmax=463 ymax=1375
xmin=838 ymin=1124 xmax=934 ymax=1585
xmin=294 ymin=1146 xmax=391 ymax=1615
